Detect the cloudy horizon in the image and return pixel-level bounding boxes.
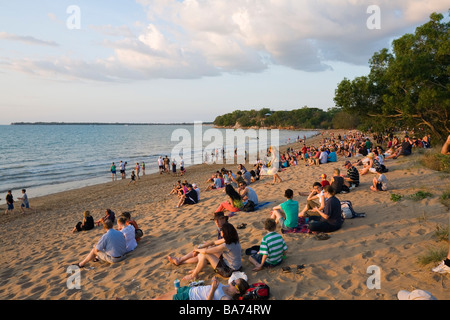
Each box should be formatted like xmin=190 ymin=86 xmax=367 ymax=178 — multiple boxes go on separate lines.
xmin=0 ymin=0 xmax=448 ymax=124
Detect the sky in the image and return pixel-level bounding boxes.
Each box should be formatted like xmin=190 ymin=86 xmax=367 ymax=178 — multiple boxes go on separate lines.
xmin=0 ymin=0 xmax=448 ymax=124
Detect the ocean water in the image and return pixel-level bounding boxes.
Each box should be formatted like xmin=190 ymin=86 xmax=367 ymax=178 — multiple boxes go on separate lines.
xmin=0 ymin=124 xmax=317 ymax=204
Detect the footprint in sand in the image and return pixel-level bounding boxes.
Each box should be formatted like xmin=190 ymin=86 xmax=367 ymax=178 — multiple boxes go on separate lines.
xmin=362 ymin=251 xmax=374 ymax=259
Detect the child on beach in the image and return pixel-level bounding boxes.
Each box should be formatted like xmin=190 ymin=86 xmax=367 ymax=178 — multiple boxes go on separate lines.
xmin=270 ymin=189 xmax=299 ymax=230
xmin=18 ymin=189 xmax=30 ymax=214
xmin=5 ymin=190 xmax=14 ymax=214
xmin=248 ymin=218 xmax=288 ymax=271
xmin=320 ymin=174 xmax=330 ymax=187
xmin=370 ymin=170 xmax=388 ymax=192
xmin=128 ymin=170 xmax=137 ymax=185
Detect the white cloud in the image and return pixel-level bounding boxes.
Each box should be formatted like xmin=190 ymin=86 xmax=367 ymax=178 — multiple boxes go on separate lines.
xmin=1 ymin=0 xmax=448 ymax=81
xmin=0 ymin=32 xmax=59 ymax=47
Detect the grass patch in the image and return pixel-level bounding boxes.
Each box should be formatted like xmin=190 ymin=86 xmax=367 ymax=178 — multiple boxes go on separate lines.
xmin=441 ymin=189 xmax=450 ymax=208
xmin=434 ymin=224 xmax=449 ymax=242
xmin=390 ymin=193 xmax=403 ymax=202
xmin=417 ymin=246 xmax=448 ymax=266
xmin=408 ymin=191 xmax=433 ymax=201
xmin=421 ymin=149 xmax=450 ymax=173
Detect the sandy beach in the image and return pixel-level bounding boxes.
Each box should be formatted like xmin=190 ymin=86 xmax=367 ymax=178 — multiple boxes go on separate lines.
xmin=0 ymin=130 xmax=449 ymax=301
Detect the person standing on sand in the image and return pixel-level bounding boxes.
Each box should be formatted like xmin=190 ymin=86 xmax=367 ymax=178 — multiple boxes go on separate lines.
xmin=110 ymin=162 xmax=117 ymax=181
xmin=119 ymin=161 xmax=125 ymax=179
xmin=142 ymin=162 xmax=145 ymax=176
xmin=135 ymin=162 xmax=141 ymax=180
xmin=18 ymin=189 xmax=30 ymax=214
xmin=5 ymin=190 xmax=14 ymax=214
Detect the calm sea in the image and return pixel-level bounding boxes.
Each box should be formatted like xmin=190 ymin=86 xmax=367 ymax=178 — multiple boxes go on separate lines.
xmin=0 ymin=124 xmax=317 ymax=204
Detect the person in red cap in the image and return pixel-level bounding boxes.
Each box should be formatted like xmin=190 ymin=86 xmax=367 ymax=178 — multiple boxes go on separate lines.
xmin=320 ymin=174 xmax=330 ymax=187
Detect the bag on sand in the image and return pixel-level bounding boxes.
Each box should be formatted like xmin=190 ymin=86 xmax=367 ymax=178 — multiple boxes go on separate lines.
xmin=340 ymin=200 xmax=365 ymax=219
xmin=239 ymin=283 xmax=270 ymax=300
xmin=135 ymin=228 xmax=144 ymax=239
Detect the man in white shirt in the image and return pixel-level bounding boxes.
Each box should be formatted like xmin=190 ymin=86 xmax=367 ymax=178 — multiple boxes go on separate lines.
xmin=117 ymin=217 xmax=137 ymax=253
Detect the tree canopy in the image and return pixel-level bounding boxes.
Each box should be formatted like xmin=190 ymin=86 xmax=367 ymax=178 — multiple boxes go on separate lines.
xmin=334 ymin=12 xmax=449 ymax=142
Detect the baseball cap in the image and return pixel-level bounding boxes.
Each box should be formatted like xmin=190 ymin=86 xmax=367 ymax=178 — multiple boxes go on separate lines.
xmin=192 ymin=183 xmax=197 ymax=187
xmin=397 ymin=289 xmax=437 ymax=300
xmin=213 ymin=211 xmax=227 ymax=221
xmin=320 ymin=174 xmax=327 ymax=179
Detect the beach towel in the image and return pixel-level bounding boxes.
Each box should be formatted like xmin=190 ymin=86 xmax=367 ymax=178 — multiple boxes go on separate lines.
xmin=254 ymin=201 xmax=272 ymax=210
xmin=281 ymin=217 xmax=311 ymax=234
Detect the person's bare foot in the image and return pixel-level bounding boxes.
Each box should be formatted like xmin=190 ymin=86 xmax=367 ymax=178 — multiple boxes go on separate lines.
xmin=182 ymin=272 xmax=197 ymax=281
xmin=167 ymin=256 xmax=180 ymax=266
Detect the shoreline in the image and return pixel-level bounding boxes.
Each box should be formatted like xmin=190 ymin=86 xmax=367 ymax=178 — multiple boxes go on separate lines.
xmin=0 ymin=129 xmax=449 ymax=300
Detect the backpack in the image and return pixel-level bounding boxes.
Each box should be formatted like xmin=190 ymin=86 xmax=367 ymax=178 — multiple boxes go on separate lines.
xmin=135 ymin=228 xmax=144 ymax=239
xmin=239 ymin=282 xmax=270 ymax=300
xmin=340 ymin=200 xmax=365 ymax=219
xmin=241 ymin=200 xmax=256 ymax=212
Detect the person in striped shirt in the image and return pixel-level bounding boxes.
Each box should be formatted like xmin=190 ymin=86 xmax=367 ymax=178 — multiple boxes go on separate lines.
xmin=249 ymin=218 xmax=288 ymax=271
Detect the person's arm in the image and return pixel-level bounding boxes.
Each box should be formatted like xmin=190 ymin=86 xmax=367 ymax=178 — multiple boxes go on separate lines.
xmin=207 ymin=277 xmax=220 ymax=300
xmin=312 ymin=206 xmax=329 ymax=220
xmin=253 ymin=254 xmax=267 ymax=271
xmin=195 ymin=243 xmax=225 ymax=255
xmin=306 ymin=191 xmax=318 ymax=201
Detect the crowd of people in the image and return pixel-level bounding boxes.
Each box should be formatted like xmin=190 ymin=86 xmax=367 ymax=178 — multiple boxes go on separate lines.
xmin=5 ymin=129 xmax=444 ymax=301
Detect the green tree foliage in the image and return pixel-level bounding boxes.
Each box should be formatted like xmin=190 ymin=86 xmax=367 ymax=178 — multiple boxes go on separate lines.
xmin=334 ymin=12 xmax=449 ymax=142
xmin=213 ymin=107 xmax=336 ymax=129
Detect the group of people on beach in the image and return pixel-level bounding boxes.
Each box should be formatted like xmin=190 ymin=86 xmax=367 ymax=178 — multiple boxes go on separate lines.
xmin=72 ymin=209 xmax=142 ymax=268
xmin=60 ymin=130 xmax=449 ymax=300
xmin=158 ymin=156 xmax=186 ymax=177
xmin=110 ymin=161 xmax=146 ymax=183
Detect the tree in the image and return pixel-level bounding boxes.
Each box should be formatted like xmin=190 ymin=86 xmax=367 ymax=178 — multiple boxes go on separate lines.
xmin=334 ymin=11 xmax=449 ymax=142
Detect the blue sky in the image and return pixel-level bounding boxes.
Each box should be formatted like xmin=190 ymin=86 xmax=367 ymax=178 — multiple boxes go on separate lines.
xmin=0 ymin=0 xmax=447 ymax=124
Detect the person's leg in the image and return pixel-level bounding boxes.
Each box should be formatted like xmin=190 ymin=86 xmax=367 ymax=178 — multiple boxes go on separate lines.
xmin=168 ymin=251 xmax=199 ymax=266
xmin=215 ymin=201 xmax=235 ymax=213
xmin=183 ymin=253 xmax=220 ymax=281
xmin=78 ymin=246 xmax=98 ymax=267
xmin=270 ymin=209 xmax=284 ymax=224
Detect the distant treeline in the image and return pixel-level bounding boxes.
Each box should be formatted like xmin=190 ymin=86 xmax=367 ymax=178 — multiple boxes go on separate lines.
xmin=11 ymin=122 xmax=214 ymax=126
xmin=213 ymin=107 xmax=359 ymax=130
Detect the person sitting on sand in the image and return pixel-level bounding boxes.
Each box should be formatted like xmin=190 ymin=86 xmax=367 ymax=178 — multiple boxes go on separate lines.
xmin=330 ymin=168 xmax=349 ymax=194
xmin=320 ymin=174 xmax=330 ymax=187
xmin=214 ymin=184 xmax=243 ymax=216
xmin=96 ymin=208 xmax=115 ymax=226
xmin=385 ymin=136 xmax=413 ymax=159
xmin=72 ymin=210 xmax=95 ymax=233
xmin=298 ymin=183 xmax=325 ymax=217
xmin=169 ymin=180 xmax=183 ymax=195
xmin=238 ymin=181 xmax=258 ymax=206
xmin=308 ymin=185 xmax=343 ymax=233
xmin=153 ymin=276 xmax=250 ymax=300
xmin=117 ymin=217 xmax=137 ymax=253
xmin=370 ymin=170 xmax=388 ymax=192
xmin=76 ymin=219 xmax=127 ymax=268
xmin=176 ymin=184 xmax=199 ymax=208
xmin=167 ymin=211 xmax=228 ymax=268
xmin=270 ymin=189 xmax=299 ymax=230
xmin=248 ymin=218 xmax=288 ymax=272
xmin=342 ymin=160 xmax=360 ymax=188
xmin=121 ymin=211 xmax=142 ymax=241
xmin=181 ymin=222 xmax=242 ymax=281
xmin=359 ymin=153 xmax=378 ymax=175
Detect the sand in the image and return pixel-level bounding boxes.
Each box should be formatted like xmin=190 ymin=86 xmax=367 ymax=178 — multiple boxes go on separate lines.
xmin=0 ymin=130 xmax=449 ymax=301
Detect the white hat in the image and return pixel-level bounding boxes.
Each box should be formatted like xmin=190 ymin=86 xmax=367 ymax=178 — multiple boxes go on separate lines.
xmin=228 ymin=271 xmax=247 ymax=284
xmin=397 ymin=289 xmax=437 ymax=300
xmin=192 ymin=183 xmax=197 ymax=187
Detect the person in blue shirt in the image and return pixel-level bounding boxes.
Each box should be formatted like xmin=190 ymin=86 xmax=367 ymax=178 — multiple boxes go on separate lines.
xmin=76 ymin=219 xmax=127 ymax=268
